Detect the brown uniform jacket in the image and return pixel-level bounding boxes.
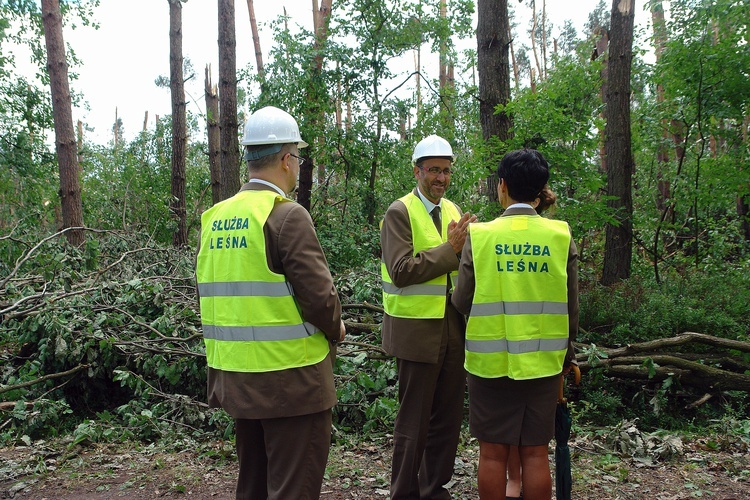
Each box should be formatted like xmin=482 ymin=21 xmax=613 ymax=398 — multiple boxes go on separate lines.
xmin=451 ymin=206 xmax=580 ymax=366
xmin=205 ymin=182 xmax=342 ymax=419
xmin=381 ymin=190 xmax=464 ymax=363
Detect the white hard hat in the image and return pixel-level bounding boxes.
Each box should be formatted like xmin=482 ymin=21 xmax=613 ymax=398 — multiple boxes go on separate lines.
xmin=241 ymin=106 xmax=308 ymax=148
xmin=412 ymin=134 xmax=454 ymax=163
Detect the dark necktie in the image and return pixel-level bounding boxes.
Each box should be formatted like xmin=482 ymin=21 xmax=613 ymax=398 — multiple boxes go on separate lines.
xmin=431 ymin=206 xmax=442 ymax=236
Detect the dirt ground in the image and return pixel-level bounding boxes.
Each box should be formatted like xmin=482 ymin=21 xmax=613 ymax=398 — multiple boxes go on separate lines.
xmin=1 ymin=434 xmax=748 ymax=499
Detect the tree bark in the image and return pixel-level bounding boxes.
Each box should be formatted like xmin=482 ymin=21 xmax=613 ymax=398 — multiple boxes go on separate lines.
xmin=476 ymin=0 xmax=512 ymax=202
xmin=650 ymin=1 xmax=672 ymax=216
xmin=246 ymin=0 xmax=265 ymax=84
xmin=576 ymin=332 xmax=750 ymax=392
xmin=601 ymin=0 xmax=635 ymax=286
xmin=41 ymin=0 xmax=85 ymax=247
xmin=530 ymin=0 xmax=542 ymax=81
xmin=438 ymin=0 xmax=454 ymax=131
xmin=297 ymin=0 xmax=333 ymax=212
xmin=169 ymin=0 xmax=188 ymax=247
xmin=218 ymin=0 xmax=241 ymax=200
xmin=205 ymin=65 xmax=222 ymax=205
xmin=592 ymin=27 xmax=609 ymax=173
xmin=509 ymin=24 xmax=519 ymax=91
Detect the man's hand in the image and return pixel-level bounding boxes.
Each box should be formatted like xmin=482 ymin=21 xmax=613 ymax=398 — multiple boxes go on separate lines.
xmin=447 ymin=212 xmax=478 ymax=254
xmin=338 ymin=319 xmax=346 ymax=342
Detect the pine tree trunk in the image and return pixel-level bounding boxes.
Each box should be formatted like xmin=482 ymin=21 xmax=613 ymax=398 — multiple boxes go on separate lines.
xmin=651 ymin=1 xmax=672 ymax=216
xmin=593 ymin=27 xmax=609 ymax=173
xmin=509 ymin=24 xmax=519 ymax=91
xmin=476 ymin=0 xmax=512 ymax=202
xmin=169 ymin=0 xmax=187 ymax=247
xmin=218 ymin=0 xmax=241 ymax=200
xmin=41 ymin=0 xmax=84 ymax=247
xmin=297 ymin=0 xmax=333 ymax=212
xmin=601 ymin=0 xmax=636 ymax=286
xmin=245 ymin=0 xmax=265 ymax=84
xmin=438 ymin=0 xmax=454 ymax=131
xmin=205 ymin=65 xmax=222 ymax=205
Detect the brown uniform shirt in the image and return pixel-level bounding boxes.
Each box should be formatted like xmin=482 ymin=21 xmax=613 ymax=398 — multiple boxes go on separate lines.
xmin=205 ymin=182 xmax=342 ymax=419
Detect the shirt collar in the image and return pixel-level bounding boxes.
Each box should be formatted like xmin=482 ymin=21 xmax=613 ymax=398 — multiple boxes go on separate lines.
xmin=507 ymin=202 xmax=535 ymax=211
xmin=416 ymin=187 xmax=441 ymax=213
xmin=249 ymin=178 xmax=286 ymax=197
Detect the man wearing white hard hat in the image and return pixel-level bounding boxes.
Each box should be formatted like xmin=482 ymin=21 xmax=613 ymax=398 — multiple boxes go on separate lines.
xmin=196 ymin=106 xmax=345 ymax=499
xmin=381 ymin=135 xmax=477 ymax=499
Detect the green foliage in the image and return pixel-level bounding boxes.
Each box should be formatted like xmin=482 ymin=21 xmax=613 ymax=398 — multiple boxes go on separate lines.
xmin=0 ymin=230 xmax=206 ymax=445
xmin=334 ymin=260 xmax=383 ymax=305
xmin=503 ymin=50 xmax=611 ymax=236
xmin=579 ymin=270 xmax=750 ymax=346
xmin=631 ymin=0 xmax=750 ymax=280
xmin=334 ymin=354 xmax=398 ymax=436
xmin=1 ymin=0 xmax=749 ymax=454
xmin=81 ymin=117 xmax=208 ymax=244
xmin=0 ymin=399 xmax=74 ymax=444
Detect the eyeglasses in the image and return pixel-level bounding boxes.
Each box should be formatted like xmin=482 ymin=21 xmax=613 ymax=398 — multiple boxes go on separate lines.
xmin=420 ymin=166 xmax=453 ymax=176
xmin=289 ymin=153 xmax=307 ymax=167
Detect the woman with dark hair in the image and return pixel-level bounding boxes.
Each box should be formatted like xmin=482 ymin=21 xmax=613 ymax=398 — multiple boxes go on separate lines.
xmin=452 ymin=149 xmax=579 ymax=499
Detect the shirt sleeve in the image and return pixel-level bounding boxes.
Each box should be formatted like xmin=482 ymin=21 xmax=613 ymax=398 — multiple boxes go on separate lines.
xmin=381 ymin=201 xmax=459 ymax=288
xmin=565 ymin=232 xmax=580 ymax=365
xmin=450 ymin=233 xmax=475 ymax=315
xmin=272 ymin=203 xmax=342 ymax=341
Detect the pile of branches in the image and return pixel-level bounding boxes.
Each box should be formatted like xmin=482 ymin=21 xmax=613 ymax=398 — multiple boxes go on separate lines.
xmin=1 ymin=228 xmax=749 ymax=439
xmin=1 ymin=228 xmax=206 ymax=414
xmin=575 ymin=332 xmax=750 ymax=396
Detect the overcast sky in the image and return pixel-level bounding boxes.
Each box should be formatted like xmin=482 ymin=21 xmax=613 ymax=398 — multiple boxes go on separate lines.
xmin=38 ymin=0 xmax=653 ymax=145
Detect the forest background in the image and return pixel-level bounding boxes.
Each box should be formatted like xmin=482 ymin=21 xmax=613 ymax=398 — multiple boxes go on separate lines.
xmin=1 ymin=0 xmax=749 ymax=497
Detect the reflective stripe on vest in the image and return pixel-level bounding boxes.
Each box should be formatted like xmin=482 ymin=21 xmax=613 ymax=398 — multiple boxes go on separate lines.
xmin=465 ymin=215 xmax=571 ymax=380
xmin=470 ymin=300 xmax=568 ymax=316
xmin=198 ymin=281 xmax=294 ymax=297
xmin=381 ymin=192 xmax=460 ymax=319
xmin=202 ymin=322 xmax=317 ymax=341
xmin=197 ymin=189 xmax=329 ymax=373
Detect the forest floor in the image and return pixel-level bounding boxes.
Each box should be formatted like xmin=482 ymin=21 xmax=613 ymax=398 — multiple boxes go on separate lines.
xmin=1 ymin=429 xmax=748 ymax=500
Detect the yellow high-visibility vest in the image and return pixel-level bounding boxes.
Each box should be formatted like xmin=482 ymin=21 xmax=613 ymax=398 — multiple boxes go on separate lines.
xmin=196 ymin=189 xmax=329 ymax=372
xmin=465 ymin=215 xmax=571 ymax=380
xmin=381 ymin=192 xmax=460 ymax=319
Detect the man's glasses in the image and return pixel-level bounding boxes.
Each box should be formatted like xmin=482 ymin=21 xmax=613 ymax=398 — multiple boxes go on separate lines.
xmin=420 ymin=166 xmax=453 ymax=176
xmin=289 ymin=153 xmax=307 ymax=167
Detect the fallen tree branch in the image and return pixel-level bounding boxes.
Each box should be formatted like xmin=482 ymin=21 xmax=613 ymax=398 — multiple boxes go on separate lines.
xmin=342 ymin=302 xmax=384 ymax=314
xmin=574 ymin=332 xmax=750 ymax=392
xmin=343 ymin=321 xmax=379 ymax=335
xmin=0 ymin=364 xmax=90 ymax=395
xmin=338 ymin=340 xmax=388 ymax=357
xmin=599 ymin=332 xmax=750 ymax=357
xmin=580 ymin=354 xmax=750 ymax=392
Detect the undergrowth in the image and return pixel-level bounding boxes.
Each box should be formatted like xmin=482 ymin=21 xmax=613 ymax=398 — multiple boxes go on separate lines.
xmin=1 ymin=229 xmax=749 ymax=449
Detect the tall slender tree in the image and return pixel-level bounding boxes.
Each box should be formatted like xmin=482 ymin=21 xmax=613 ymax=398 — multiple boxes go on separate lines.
xmin=245 ymin=0 xmax=265 ymax=86
xmin=601 ymin=0 xmax=636 ymax=285
xmin=205 ymin=65 xmax=222 ymax=205
xmin=297 ymin=0 xmax=333 ymax=211
xmin=218 ymin=0 xmax=241 ymax=200
xmin=438 ymin=0 xmax=455 ymax=131
xmin=168 ymin=0 xmax=187 ymax=247
xmin=650 ymin=0 xmax=673 ymax=217
xmin=41 ymin=0 xmax=84 ymax=246
xmin=476 ymin=0 xmax=512 ymax=201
